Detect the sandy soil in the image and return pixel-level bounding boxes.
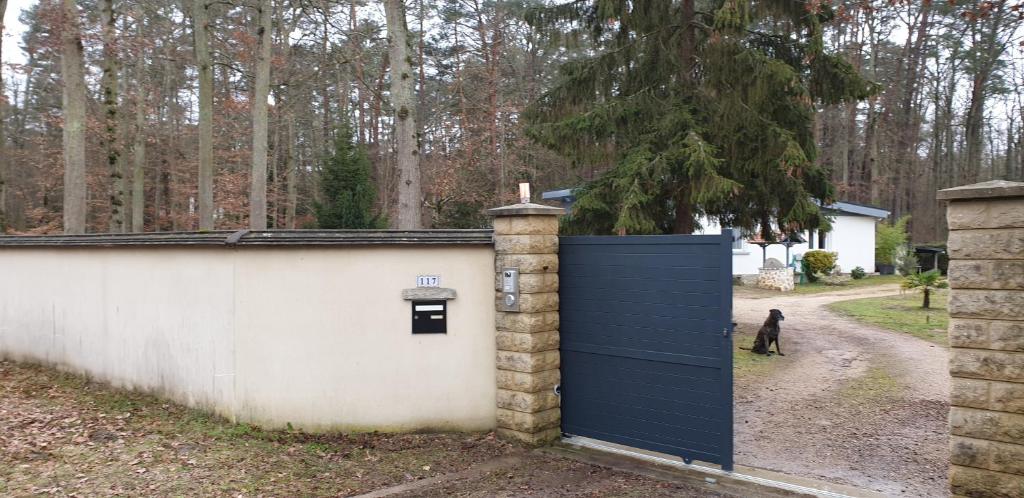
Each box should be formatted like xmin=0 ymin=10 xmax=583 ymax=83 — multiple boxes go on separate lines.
xmin=733 ymin=285 xmax=949 ymax=497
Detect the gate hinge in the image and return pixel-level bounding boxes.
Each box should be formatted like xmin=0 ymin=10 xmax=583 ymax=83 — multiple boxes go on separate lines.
xmin=723 ymin=327 xmax=730 ymax=338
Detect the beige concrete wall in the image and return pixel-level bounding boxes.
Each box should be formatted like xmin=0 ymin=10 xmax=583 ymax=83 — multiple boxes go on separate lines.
xmin=940 ymin=181 xmax=1024 ymax=498
xmin=0 ymin=245 xmax=496 ymax=432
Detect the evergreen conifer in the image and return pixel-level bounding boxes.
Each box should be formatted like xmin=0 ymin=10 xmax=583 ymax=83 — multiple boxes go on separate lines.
xmin=526 ymin=0 xmax=876 ymax=237
xmin=315 ymin=123 xmax=383 ymax=229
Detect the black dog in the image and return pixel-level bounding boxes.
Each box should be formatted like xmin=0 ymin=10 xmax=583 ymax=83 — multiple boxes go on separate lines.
xmin=741 ymin=309 xmax=785 ymax=356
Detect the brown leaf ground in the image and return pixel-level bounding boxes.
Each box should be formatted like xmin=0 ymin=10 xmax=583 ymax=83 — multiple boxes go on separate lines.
xmin=1 ymin=360 xmax=743 ymax=497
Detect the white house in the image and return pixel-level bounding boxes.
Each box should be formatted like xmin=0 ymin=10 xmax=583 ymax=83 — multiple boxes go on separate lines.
xmin=540 ymin=189 xmax=890 ymax=276
xmin=696 ymin=201 xmax=891 ymax=275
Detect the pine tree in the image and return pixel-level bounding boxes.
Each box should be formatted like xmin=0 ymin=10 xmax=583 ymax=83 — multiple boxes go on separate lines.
xmin=526 ymin=0 xmax=876 ymax=237
xmin=315 ymin=124 xmax=383 ymax=229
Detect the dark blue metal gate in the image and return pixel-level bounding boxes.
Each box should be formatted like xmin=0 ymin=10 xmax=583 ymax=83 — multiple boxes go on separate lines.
xmin=559 ymin=234 xmax=733 ymax=470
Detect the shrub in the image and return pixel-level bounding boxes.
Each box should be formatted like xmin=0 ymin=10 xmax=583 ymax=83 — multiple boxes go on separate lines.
xmin=876 ymin=216 xmax=910 ymax=265
xmin=800 ymin=257 xmax=817 ymax=283
xmin=851 ymin=266 xmax=867 ymax=279
xmin=803 ymin=250 xmax=838 ymax=276
xmin=898 ymin=251 xmax=920 ymax=276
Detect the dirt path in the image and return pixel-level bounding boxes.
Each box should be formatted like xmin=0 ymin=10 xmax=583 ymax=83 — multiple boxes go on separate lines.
xmin=733 ymin=285 xmax=949 ymax=497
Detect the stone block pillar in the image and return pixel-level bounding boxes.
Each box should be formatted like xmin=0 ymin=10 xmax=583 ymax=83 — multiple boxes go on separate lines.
xmin=938 ymin=180 xmax=1024 ymax=498
xmin=488 ymin=203 xmax=565 ymax=444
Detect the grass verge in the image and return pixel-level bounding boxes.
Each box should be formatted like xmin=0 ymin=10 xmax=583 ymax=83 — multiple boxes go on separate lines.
xmin=735 ymin=274 xmax=903 ymax=297
xmin=827 ymin=290 xmax=948 ymax=345
xmin=789 ymin=274 xmax=904 ymax=294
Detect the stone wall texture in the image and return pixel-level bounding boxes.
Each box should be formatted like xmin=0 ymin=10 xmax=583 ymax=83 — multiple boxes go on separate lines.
xmin=490 ymin=206 xmax=563 ymax=444
xmin=942 ymin=182 xmax=1024 ymax=498
xmin=757 ymin=267 xmax=794 ymax=292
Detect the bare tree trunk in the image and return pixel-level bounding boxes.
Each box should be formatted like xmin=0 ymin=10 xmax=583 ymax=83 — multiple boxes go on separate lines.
xmin=249 ymin=0 xmax=272 ymax=230
xmin=193 ymin=0 xmax=215 ymax=230
xmin=129 ymin=6 xmax=146 ymax=232
xmin=384 ymin=0 xmax=421 ymax=229
xmin=864 ymin=98 xmax=880 ymax=204
xmin=862 ymin=10 xmax=880 ymax=204
xmin=964 ymin=72 xmax=987 ymax=183
xmin=319 ymin=7 xmax=331 ymax=148
xmin=964 ymin=6 xmax=1007 ymax=184
xmin=351 ymin=0 xmax=365 ymax=143
xmin=131 ymin=93 xmax=147 ymax=232
xmin=61 ymin=0 xmax=88 ymax=234
xmin=100 ymin=0 xmax=125 ymax=232
xmin=285 ymin=111 xmax=297 ymax=228
xmin=131 ymin=80 xmax=147 ymax=231
xmin=0 ymin=0 xmax=8 ymax=231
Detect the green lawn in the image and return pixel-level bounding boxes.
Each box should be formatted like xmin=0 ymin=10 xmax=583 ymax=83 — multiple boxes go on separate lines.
xmin=735 ymin=274 xmax=904 ymax=297
xmin=789 ymin=274 xmax=904 ymax=294
xmin=827 ymin=290 xmax=948 ymax=345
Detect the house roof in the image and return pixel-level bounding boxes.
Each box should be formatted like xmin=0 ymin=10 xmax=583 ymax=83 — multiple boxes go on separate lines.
xmin=542 ymin=187 xmax=892 ymax=220
xmin=822 ymin=201 xmax=890 ymax=219
xmin=541 ymin=189 xmax=575 ymax=204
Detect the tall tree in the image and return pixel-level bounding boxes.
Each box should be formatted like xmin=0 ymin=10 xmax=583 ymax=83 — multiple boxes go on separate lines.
xmin=284 ymin=110 xmax=297 ymax=228
xmin=60 ymin=0 xmax=88 ymax=234
xmin=100 ymin=0 xmax=125 ymax=232
xmin=249 ymin=0 xmax=272 ymax=230
xmin=961 ymin=0 xmax=1020 ymax=183
xmin=0 ymin=0 xmax=8 ymax=231
xmin=384 ymin=0 xmax=422 ymax=229
xmin=130 ymin=6 xmax=147 ymax=232
xmin=526 ymin=0 xmax=874 ymax=236
xmin=193 ymin=0 xmax=215 ymax=230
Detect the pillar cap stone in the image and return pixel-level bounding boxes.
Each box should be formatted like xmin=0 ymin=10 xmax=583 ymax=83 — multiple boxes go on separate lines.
xmin=938 ymin=180 xmax=1024 ymax=201
xmin=487 ymin=203 xmax=565 ymax=217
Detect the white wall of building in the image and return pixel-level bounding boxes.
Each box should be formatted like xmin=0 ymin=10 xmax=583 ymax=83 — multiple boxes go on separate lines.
xmin=699 ymin=214 xmax=880 ymax=275
xmin=827 ymin=215 xmax=879 ymax=273
xmin=0 ymin=245 xmax=497 ymax=432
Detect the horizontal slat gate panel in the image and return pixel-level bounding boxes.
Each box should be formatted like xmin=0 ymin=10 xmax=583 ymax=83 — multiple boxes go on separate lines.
xmin=560 ymin=274 xmax=722 ymax=293
xmin=558 ymin=253 xmax=722 ymax=269
xmin=560 ymin=299 xmax=722 ymax=320
xmin=559 ymin=331 xmax=720 ymax=357
xmin=560 ymin=286 xmax=723 ymax=306
xmin=559 ymin=234 xmax=732 ymax=470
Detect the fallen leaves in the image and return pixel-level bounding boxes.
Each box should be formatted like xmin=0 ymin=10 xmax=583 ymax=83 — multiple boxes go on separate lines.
xmin=0 ymin=360 xmax=516 ymax=497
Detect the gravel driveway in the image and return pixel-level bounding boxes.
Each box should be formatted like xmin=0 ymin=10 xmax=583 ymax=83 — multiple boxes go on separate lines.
xmin=733 ymin=285 xmax=949 ymax=497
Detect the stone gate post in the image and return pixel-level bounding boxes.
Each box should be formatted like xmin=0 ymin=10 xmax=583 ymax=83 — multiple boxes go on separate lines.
xmin=488 ymin=203 xmax=565 ymax=444
xmin=938 ymin=180 xmax=1024 ymax=497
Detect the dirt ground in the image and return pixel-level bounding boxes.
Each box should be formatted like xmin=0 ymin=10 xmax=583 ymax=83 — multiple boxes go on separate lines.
xmin=0 ymin=361 xmax=754 ymax=497
xmin=733 ymin=284 xmax=949 ymax=497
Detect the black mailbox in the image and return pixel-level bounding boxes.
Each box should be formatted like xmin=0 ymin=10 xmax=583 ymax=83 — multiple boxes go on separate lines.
xmin=412 ymin=300 xmax=447 ymax=334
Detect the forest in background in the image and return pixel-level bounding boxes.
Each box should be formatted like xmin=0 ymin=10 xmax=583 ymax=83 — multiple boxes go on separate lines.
xmin=0 ymin=0 xmax=1022 ymax=242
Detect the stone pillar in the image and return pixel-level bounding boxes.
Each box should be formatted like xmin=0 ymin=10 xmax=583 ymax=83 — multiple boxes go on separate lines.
xmin=487 ymin=203 xmax=565 ymax=444
xmin=938 ymin=180 xmax=1024 ymax=498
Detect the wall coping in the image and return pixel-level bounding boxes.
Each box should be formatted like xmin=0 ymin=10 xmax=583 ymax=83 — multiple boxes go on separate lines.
xmin=487 ymin=203 xmax=565 ymax=217
xmin=0 ymin=229 xmax=494 ymax=248
xmin=937 ymin=180 xmax=1024 ymax=201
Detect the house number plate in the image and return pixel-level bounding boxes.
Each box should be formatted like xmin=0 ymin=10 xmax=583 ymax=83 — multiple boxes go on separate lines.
xmin=416 ymin=275 xmax=441 ymax=288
